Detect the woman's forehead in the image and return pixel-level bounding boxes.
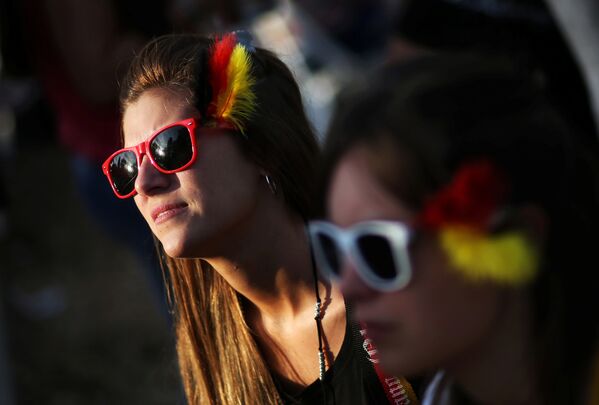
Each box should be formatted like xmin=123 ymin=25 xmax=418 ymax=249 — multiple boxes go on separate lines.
xmin=328 ymin=146 xmax=415 ymax=227
xmin=122 ymin=88 xmax=196 ymax=145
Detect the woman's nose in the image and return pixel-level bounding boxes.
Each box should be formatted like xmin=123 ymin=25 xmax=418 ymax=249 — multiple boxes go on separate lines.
xmin=337 ymin=258 xmax=379 ymax=303
xmin=134 ymin=156 xmax=170 ymax=196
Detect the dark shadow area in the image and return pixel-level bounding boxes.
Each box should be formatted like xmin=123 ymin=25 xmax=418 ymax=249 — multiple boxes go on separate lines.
xmin=1 ymin=136 xmax=180 ymax=404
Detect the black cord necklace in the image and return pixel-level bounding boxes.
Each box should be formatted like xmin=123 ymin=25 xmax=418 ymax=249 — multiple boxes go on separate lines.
xmin=310 ymin=243 xmax=326 ymax=380
xmin=308 ymin=231 xmax=330 ymax=405
xmin=276 ymin=227 xmax=330 ymax=405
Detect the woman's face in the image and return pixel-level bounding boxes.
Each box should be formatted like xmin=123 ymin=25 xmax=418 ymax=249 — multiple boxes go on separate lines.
xmin=122 ymin=87 xmax=263 ymax=258
xmin=327 ymin=146 xmax=505 ymax=377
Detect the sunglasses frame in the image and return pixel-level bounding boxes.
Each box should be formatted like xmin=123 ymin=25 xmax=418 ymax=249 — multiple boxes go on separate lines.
xmin=102 ymin=117 xmax=199 ymax=199
xmin=308 ymin=220 xmax=414 ymax=292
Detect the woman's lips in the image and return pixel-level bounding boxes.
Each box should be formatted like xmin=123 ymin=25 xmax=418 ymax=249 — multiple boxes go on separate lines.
xmin=151 ymin=203 xmax=188 ymax=225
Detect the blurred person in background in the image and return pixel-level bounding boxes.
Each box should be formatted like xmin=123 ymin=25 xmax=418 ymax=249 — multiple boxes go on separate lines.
xmin=290 ymin=0 xmax=599 ymax=147
xmin=311 ymin=54 xmax=599 ymax=404
xmin=103 ymin=32 xmax=419 ymax=404
xmin=0 ymin=1 xmax=55 ymax=402
xmin=392 ymin=0 xmax=599 ymax=147
xmin=169 ymin=0 xmax=275 ymax=34
xmin=19 ymin=0 xmax=173 ymax=314
xmin=544 ymin=0 xmax=599 ymax=138
xmin=249 ymin=0 xmax=401 ymax=138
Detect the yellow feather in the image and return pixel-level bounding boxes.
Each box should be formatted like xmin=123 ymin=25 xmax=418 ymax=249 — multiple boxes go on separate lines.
xmin=216 ymin=44 xmax=256 ymax=133
xmin=440 ymin=227 xmax=539 ymax=285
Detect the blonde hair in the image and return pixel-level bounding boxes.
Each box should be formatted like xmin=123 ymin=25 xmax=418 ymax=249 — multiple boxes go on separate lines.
xmin=166 ymin=258 xmax=280 ymax=404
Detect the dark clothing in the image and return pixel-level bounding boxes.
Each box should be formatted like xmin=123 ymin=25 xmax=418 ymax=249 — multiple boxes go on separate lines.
xmin=275 ymin=318 xmax=416 ymax=404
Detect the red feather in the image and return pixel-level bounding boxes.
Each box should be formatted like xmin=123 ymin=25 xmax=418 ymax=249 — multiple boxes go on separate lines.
xmin=420 ymin=159 xmax=508 ymax=230
xmin=209 ymin=33 xmax=237 ymax=116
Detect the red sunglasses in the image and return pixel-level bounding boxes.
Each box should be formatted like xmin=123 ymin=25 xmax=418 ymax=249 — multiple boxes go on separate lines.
xmin=102 ymin=118 xmax=199 ymax=199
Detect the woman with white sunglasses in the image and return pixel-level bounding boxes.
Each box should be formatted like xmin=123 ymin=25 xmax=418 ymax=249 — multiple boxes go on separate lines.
xmin=312 ymin=55 xmax=599 ymax=404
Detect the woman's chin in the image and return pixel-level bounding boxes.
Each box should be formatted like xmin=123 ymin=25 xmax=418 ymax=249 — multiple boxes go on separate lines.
xmin=161 ymin=238 xmax=189 ymax=258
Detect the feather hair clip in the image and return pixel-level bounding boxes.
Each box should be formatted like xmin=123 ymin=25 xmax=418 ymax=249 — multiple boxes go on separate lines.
xmin=419 ymin=159 xmax=540 ymax=285
xmin=208 ymin=32 xmax=257 ymax=134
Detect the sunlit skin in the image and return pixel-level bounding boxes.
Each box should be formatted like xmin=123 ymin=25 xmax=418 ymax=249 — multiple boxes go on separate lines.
xmin=122 ymin=87 xmax=347 ymax=390
xmin=123 ymin=87 xmax=264 ymax=259
xmin=327 ymin=145 xmax=538 ymax=404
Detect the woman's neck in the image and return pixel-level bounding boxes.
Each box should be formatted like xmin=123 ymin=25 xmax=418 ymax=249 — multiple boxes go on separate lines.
xmin=198 ymin=193 xmax=347 ymax=388
xmin=201 ymin=195 xmax=319 ymax=322
xmin=448 ymin=291 xmax=539 ymax=405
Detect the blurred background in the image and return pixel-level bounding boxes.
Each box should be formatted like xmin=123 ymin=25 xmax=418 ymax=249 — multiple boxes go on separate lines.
xmin=0 ymin=0 xmax=597 ymax=404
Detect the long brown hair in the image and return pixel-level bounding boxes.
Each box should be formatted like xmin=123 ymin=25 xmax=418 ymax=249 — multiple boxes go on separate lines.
xmin=120 ymin=34 xmax=319 ymax=404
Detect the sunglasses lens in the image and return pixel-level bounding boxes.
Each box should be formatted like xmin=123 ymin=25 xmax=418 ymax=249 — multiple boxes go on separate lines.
xmin=150 ymin=126 xmax=193 ymax=171
xmin=109 ymin=150 xmax=138 ymax=196
xmin=315 ymin=232 xmax=342 ymax=277
xmin=356 ymin=234 xmax=398 ymax=280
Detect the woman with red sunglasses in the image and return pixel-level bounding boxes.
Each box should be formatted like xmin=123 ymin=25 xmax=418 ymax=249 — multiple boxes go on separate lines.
xmin=102 ymin=33 xmax=417 ymax=404
xmin=315 ymin=54 xmax=599 ymax=404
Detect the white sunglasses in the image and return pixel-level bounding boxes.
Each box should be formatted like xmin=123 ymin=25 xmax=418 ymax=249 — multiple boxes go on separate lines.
xmin=308 ymin=220 xmax=414 ymax=292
